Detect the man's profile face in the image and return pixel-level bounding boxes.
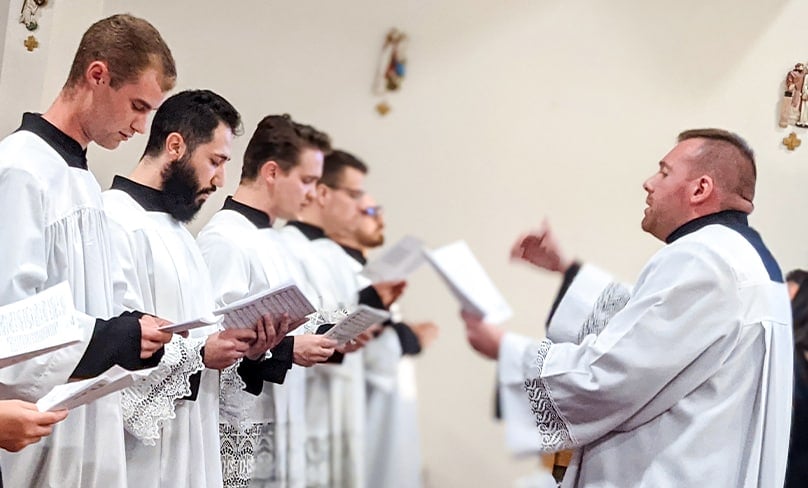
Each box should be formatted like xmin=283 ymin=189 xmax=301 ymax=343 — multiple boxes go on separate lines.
xmin=641 ymin=139 xmax=701 ymax=241
xmin=160 ymin=122 xmax=233 ymax=222
xmin=321 ymin=167 xmax=365 ymax=235
xmin=355 ymin=194 xmax=384 ymax=248
xmin=88 ymin=66 xmax=166 ymax=150
xmin=272 ymin=147 xmax=324 ymax=220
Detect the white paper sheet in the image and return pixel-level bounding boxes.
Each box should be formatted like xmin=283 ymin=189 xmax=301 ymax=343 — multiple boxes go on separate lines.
xmin=322 ymin=305 xmax=391 ymax=346
xmin=424 ymin=241 xmax=513 ymax=324
xmin=213 ymin=281 xmax=315 ymax=330
xmin=158 ymin=316 xmax=221 ymax=334
xmin=36 ymin=365 xmax=156 ymax=412
xmin=0 ymin=281 xmax=83 ymax=369
xmin=360 ymin=235 xmax=425 ymax=283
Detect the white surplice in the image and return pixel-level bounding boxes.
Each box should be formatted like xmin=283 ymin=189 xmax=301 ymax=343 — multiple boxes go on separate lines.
xmin=104 ymin=187 xmax=222 ymax=488
xmin=198 ymin=208 xmax=310 ymax=488
xmin=342 ymin=250 xmax=424 ymax=488
xmin=280 ymin=224 xmax=366 ymax=488
xmin=500 ymin=220 xmax=793 ymax=487
xmin=0 ymin=130 xmax=126 ymax=487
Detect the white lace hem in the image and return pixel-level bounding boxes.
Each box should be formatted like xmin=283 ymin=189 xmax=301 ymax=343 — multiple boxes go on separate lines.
xmin=121 ymin=336 xmax=206 ymax=445
xmin=522 ymin=339 xmax=576 ymax=452
xmin=220 ymin=421 xmax=265 ymax=488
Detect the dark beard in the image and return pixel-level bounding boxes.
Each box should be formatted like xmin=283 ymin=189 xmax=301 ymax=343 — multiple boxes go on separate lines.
xmin=160 ymin=155 xmax=211 ymax=223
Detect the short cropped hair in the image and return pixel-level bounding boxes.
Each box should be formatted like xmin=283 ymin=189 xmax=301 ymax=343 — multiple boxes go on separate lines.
xmin=678 ymin=128 xmax=756 ymax=203
xmin=142 ymin=89 xmax=242 ymax=158
xmin=66 ymin=14 xmax=176 ymax=92
xmin=787 ymin=269 xmax=808 ymax=287
xmin=241 ymin=114 xmax=331 ymax=182
xmin=320 ymin=150 xmax=368 ymax=188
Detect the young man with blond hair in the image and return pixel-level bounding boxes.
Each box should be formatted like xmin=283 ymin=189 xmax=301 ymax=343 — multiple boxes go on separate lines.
xmin=0 ymin=14 xmax=176 ymax=487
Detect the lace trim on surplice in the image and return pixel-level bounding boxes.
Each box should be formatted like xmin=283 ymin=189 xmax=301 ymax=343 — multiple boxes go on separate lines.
xmin=523 ymin=339 xmax=576 ymax=452
xmin=121 ymin=336 xmax=206 ymax=445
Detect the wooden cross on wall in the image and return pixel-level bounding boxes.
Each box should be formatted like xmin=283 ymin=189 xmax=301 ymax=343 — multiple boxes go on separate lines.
xmin=783 ymin=132 xmax=801 ymax=151
xmin=24 ymin=35 xmax=38 ymax=52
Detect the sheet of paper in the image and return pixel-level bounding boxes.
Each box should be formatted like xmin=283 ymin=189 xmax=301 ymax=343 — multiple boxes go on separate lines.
xmin=322 ymin=305 xmax=391 ymax=346
xmin=424 ymin=241 xmax=513 ymax=324
xmin=36 ymin=365 xmax=156 ymax=412
xmin=158 ymin=316 xmax=221 ymax=334
xmin=360 ymin=235 xmax=426 ymax=283
xmin=213 ymin=281 xmax=315 ymax=330
xmin=0 ymin=281 xmax=83 ymax=369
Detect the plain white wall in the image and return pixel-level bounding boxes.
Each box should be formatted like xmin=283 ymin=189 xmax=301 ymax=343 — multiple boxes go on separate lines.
xmin=2 ymin=1 xmax=808 ymax=486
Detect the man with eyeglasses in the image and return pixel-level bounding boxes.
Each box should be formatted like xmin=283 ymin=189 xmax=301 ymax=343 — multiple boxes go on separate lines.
xmin=330 ymin=192 xmax=439 ymax=487
xmin=282 ymin=149 xmax=406 ymax=488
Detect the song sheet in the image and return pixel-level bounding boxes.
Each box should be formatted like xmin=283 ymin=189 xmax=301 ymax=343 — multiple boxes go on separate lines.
xmin=424 ymin=241 xmax=513 ymax=324
xmin=36 ymin=365 xmax=156 ymax=412
xmin=213 ymin=281 xmax=315 ymax=330
xmin=0 ymin=281 xmax=83 ymax=369
xmin=322 ymin=305 xmax=391 ymax=346
xmin=360 ymin=235 xmax=425 ymax=283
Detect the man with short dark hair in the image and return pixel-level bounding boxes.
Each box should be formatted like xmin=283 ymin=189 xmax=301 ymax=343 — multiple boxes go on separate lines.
xmin=464 ymin=129 xmax=793 ymax=487
xmin=0 ymin=14 xmax=177 ymax=488
xmin=198 ymin=114 xmax=339 ymax=488
xmin=104 ymin=89 xmax=288 ymax=487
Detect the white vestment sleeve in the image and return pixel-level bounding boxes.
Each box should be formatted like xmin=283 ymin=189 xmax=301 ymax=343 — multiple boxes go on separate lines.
xmin=499 ymin=332 xmax=544 ymax=454
xmin=104 ymin=211 xmax=208 ymax=443
xmin=547 ymin=264 xmax=614 ymax=343
xmin=523 ymin=244 xmax=744 ymax=452
xmin=201 ymin=236 xmax=253 ymax=309
xmin=0 ymin=167 xmax=92 ymax=399
xmin=108 ymin=219 xmax=148 ymax=314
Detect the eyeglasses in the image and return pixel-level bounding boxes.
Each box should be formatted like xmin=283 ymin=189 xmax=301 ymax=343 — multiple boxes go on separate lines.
xmin=360 ymin=206 xmax=383 ymax=217
xmin=326 ymin=185 xmax=365 ymax=200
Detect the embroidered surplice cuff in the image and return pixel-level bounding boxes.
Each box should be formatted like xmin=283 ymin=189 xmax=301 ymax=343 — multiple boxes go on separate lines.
xmin=522 ymin=339 xmax=576 ymax=452
xmin=121 ymin=336 xmax=206 ymax=445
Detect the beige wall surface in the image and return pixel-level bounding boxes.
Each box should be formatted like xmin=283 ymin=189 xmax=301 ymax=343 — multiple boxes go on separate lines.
xmin=1 ymin=1 xmax=807 ymax=486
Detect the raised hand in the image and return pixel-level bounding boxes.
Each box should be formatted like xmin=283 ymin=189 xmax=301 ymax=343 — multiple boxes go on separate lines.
xmin=510 ymin=219 xmax=571 ymax=274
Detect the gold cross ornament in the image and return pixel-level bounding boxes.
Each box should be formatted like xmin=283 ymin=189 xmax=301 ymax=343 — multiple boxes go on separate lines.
xmin=24 ymin=35 xmax=38 ymax=52
xmin=783 ymin=132 xmax=801 ymax=151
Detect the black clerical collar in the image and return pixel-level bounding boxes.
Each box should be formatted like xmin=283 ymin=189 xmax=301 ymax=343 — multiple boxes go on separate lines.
xmin=222 ymin=196 xmax=272 ymax=229
xmin=16 ymin=112 xmax=88 ymax=170
xmin=340 ymin=244 xmax=366 ymax=265
xmin=665 ymin=210 xmax=749 ymax=244
xmin=111 ymin=175 xmax=169 ymax=213
xmin=287 ymin=220 xmax=326 ymax=241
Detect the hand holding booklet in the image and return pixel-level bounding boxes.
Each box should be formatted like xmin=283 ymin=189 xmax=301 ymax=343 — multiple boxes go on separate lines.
xmin=424 ymin=240 xmax=513 ymax=324
xmin=213 ymin=281 xmax=315 ymax=331
xmin=0 ymin=281 xmax=83 ymax=369
xmin=322 ymin=305 xmax=391 ymax=346
xmin=36 ymin=365 xmax=156 ymax=412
